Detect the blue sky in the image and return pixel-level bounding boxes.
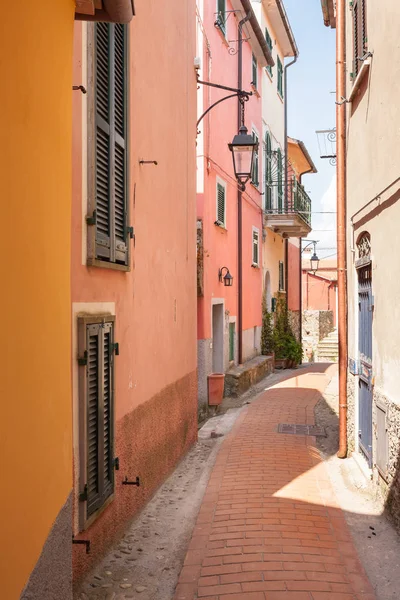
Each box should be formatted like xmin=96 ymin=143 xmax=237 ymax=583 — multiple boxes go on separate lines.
xmin=284 ymin=0 xmax=337 ymax=258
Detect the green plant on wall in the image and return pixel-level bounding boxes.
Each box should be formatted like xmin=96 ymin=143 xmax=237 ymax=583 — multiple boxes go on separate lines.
xmin=261 ymin=292 xmax=274 ymax=355
xmin=272 ymin=295 xmax=303 ymax=364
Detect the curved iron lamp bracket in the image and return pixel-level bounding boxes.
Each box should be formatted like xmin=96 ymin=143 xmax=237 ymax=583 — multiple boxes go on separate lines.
xmin=196 ymin=76 xmax=252 ymax=134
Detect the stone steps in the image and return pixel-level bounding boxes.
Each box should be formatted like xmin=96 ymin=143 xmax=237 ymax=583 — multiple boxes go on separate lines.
xmin=317 ymin=329 xmax=339 ymax=363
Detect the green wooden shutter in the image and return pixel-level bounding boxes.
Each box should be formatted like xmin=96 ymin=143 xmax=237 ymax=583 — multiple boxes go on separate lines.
xmin=277 ymin=148 xmax=283 ymax=211
xmin=265 ymin=28 xmax=273 ymax=76
xmin=94 ymin=23 xmax=128 ymax=265
xmin=251 ymin=132 xmax=259 ymax=186
xmin=85 ymin=321 xmax=114 ymax=518
xmin=217 ymin=183 xmax=225 ymax=226
xmin=277 ymin=57 xmax=283 ymax=97
xmin=265 ymin=132 xmax=272 ymax=211
xmin=217 ymin=0 xmax=226 ymax=33
xmin=252 ymin=53 xmax=257 ymax=88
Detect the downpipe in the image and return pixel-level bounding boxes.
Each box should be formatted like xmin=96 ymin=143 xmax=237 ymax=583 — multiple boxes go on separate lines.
xmin=336 ymin=0 xmax=348 ymax=459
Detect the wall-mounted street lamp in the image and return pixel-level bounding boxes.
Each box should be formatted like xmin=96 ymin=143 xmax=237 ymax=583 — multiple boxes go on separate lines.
xmin=229 ymin=125 xmax=258 ymax=191
xmin=219 ymin=267 xmax=233 ymax=287
xmin=302 ymin=240 xmax=320 ymax=275
xmin=310 ymin=250 xmax=320 ymax=274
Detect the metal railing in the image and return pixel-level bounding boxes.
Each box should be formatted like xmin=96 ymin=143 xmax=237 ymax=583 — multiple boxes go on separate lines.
xmin=264 ymin=179 xmax=311 ymax=228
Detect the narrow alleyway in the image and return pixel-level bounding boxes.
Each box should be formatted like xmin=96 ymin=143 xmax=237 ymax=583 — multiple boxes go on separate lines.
xmin=175 ymin=365 xmax=375 ymax=600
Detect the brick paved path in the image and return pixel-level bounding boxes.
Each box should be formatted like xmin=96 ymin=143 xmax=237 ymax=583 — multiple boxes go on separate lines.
xmin=175 ymin=367 xmax=375 ymax=600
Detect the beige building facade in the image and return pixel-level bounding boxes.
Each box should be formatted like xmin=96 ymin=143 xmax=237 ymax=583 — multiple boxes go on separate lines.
xmin=323 ymin=0 xmax=400 ymax=529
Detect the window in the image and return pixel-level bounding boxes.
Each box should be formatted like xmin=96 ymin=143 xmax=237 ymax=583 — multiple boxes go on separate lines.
xmin=264 ymin=132 xmax=273 ymax=211
xmin=277 ymin=56 xmax=283 ymax=97
xmin=78 ymin=315 xmax=116 ymax=529
xmin=216 ymin=179 xmax=226 ymax=227
xmin=277 ymin=148 xmax=283 ymax=211
xmin=265 ymin=28 xmax=273 ymax=77
xmin=216 ymin=0 xmax=226 ymax=35
xmin=252 ymin=228 xmax=259 ymax=266
xmin=252 ymin=53 xmax=258 ymax=89
xmin=352 ymin=0 xmax=367 ymax=79
xmin=279 ymin=261 xmax=285 ymax=291
xmin=88 ymin=23 xmax=129 ymax=268
xmin=251 ymin=131 xmax=259 ymax=187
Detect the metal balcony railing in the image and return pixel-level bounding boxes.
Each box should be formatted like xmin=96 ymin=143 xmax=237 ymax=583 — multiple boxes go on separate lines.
xmin=264 ymin=179 xmax=311 ymax=228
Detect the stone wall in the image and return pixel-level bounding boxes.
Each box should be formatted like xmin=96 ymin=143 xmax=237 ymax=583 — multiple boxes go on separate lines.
xmin=319 ymin=311 xmax=334 ymax=341
xmin=302 ymin=310 xmax=334 ymax=362
xmin=347 ymin=375 xmax=356 ymax=454
xmin=348 ymin=380 xmax=400 ymax=534
xmin=372 ymin=389 xmax=400 ymax=533
xmin=288 ymin=310 xmax=300 ymax=342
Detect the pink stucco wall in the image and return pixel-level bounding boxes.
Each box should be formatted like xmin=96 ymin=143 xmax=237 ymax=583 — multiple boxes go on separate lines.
xmin=197 ymin=0 xmax=263 ymax=345
xmin=302 ymin=271 xmax=337 ymax=327
xmin=71 ymin=3 xmax=197 ymax=580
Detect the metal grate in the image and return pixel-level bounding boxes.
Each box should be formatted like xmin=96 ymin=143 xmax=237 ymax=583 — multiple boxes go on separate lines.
xmin=278 ymin=423 xmax=326 ymax=437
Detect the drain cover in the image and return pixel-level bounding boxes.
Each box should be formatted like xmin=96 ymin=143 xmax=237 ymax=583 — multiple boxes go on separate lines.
xmin=277 ymin=423 xmax=326 ymax=437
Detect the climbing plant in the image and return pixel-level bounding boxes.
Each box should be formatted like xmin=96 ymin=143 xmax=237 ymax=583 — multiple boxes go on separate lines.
xmin=261 ymin=292 xmax=274 ymax=355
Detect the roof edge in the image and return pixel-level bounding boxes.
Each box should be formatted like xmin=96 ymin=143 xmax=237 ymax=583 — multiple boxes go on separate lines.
xmin=275 ymin=0 xmax=298 ymax=57
xmin=288 ymin=137 xmax=318 ymax=174
xmin=241 ymin=0 xmax=275 ymax=67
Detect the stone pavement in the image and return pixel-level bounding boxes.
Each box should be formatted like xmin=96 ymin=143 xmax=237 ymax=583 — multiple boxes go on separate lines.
xmin=175 ymin=365 xmax=376 ymax=600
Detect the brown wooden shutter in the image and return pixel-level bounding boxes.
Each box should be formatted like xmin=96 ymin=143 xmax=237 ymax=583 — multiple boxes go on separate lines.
xmin=114 ymin=24 xmax=128 ymax=265
xmin=94 ymin=23 xmax=128 ymax=265
xmin=85 ymin=321 xmax=114 ymax=518
xmin=102 ymin=322 xmax=114 ymax=498
xmin=95 ymin=23 xmax=112 ymax=260
xmin=86 ymin=323 xmax=102 ymax=517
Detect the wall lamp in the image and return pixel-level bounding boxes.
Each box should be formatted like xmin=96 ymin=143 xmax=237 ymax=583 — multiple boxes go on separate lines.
xmin=228 ymin=125 xmax=258 ymax=191
xmin=219 ymin=267 xmax=233 ymax=287
xmin=302 ymin=240 xmax=320 ymax=275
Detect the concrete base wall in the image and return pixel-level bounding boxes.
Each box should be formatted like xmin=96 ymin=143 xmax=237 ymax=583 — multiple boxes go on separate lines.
xmin=21 ymin=494 xmax=72 ymax=600
xmin=242 ymin=326 xmax=261 ymax=363
xmin=73 ymin=371 xmax=197 ymax=584
xmin=198 ymin=325 xmax=261 ymax=416
xmin=348 ymin=374 xmax=400 ymax=533
xmin=198 ymin=338 xmax=213 ymax=421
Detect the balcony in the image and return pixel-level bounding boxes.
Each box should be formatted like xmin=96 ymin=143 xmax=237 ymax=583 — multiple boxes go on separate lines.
xmin=263 ymin=180 xmax=312 ymax=238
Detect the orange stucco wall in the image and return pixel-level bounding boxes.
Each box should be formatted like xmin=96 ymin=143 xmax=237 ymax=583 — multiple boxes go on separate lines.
xmin=0 ymin=0 xmax=74 ymax=598
xmin=71 ymin=1 xmax=197 ymax=578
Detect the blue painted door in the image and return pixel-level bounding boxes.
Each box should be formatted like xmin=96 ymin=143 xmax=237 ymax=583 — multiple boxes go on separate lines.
xmin=358 ymin=264 xmax=373 ymax=466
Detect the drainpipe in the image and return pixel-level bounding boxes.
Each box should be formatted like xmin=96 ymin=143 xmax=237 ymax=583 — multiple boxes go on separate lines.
xmin=336 ymin=0 xmax=348 ymax=459
xmin=284 ymin=55 xmax=298 ymax=319
xmin=237 ymin=13 xmax=250 ymax=366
